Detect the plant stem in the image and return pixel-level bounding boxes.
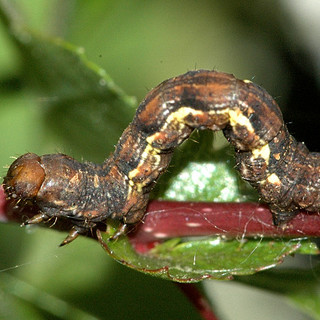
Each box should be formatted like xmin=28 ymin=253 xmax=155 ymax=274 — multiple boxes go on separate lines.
xmin=176 ymin=283 xmax=219 ymax=320
xmin=1 ymin=185 xmax=320 ymax=242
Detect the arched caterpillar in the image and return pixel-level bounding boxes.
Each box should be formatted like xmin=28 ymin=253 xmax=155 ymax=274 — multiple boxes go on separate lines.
xmin=3 ymin=70 xmax=320 ymax=245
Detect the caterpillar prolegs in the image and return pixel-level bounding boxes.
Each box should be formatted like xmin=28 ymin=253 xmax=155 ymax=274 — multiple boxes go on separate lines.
xmin=3 ymin=70 xmax=320 ymax=245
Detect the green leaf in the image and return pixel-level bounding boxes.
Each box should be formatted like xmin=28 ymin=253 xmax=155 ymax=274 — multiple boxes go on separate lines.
xmin=98 ymin=223 xmax=316 ymax=282
xmin=296 ymin=241 xmax=319 ymax=255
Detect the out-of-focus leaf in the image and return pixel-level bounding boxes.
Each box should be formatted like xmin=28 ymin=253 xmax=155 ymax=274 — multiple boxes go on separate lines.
xmin=0 ymin=1 xmax=136 ymax=162
xmin=153 ymin=130 xmax=258 ymax=202
xmin=23 ymin=35 xmax=136 ymax=161
xmin=236 ymin=266 xmax=320 ymax=319
xmin=0 ymin=272 xmax=99 ymax=320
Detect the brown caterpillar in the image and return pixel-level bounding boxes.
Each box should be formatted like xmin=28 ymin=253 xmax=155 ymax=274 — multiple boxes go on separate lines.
xmin=3 ymin=70 xmax=320 ymax=245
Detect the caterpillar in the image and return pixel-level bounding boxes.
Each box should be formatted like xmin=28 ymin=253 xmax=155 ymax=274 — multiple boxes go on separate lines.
xmin=3 ymin=70 xmax=320 ymax=245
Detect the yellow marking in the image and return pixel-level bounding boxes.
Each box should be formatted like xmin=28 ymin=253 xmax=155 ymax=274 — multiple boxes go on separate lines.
xmin=128 ymin=108 xmax=203 ymax=193
xmin=160 ymin=107 xmax=204 ymax=131
xmin=273 ymin=153 xmax=281 ymax=161
xmin=128 ymin=144 xmax=161 ymax=181
xmin=251 ymin=144 xmax=271 ymax=165
xmin=142 ymin=142 xmax=161 ymax=157
xmin=53 ymin=200 xmax=79 ymax=212
xmin=69 ymin=172 xmax=80 ymax=185
xmin=146 ymin=135 xmax=155 ymax=145
xmin=229 ymin=109 xmax=252 ymax=130
xmin=126 ymin=184 xmax=133 ymax=200
xmin=266 ymin=173 xmax=281 ymax=186
xmin=128 ymin=144 xmax=161 ymax=193
xmin=208 ymin=108 xmax=229 ymax=115
xmin=135 ymin=183 xmax=143 ymax=193
xmin=243 ymin=79 xmax=252 ymax=84
xmin=228 ymin=108 xmax=254 ymax=133
xmin=128 ymin=169 xmax=138 ymax=180
xmin=53 ymin=200 xmax=68 ymax=206
xmin=127 ymin=179 xmax=143 ymax=193
xmin=66 ymin=205 xmax=79 ymax=212
xmin=129 ymin=107 xmax=205 ymax=192
xmin=94 ymin=174 xmax=99 ymax=188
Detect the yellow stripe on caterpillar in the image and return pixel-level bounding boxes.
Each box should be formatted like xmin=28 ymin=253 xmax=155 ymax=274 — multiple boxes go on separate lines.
xmin=228 ymin=108 xmax=254 ymax=133
xmin=266 ymin=173 xmax=281 ymax=186
xmin=251 ymin=144 xmax=271 ymax=164
xmin=163 ymin=106 xmax=204 ymax=130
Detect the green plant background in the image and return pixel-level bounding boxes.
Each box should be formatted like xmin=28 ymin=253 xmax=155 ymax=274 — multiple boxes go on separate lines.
xmin=1 ymin=1 xmax=319 ymax=319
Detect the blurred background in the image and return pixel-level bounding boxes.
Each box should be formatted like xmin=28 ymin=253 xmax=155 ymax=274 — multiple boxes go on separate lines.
xmin=0 ymin=1 xmax=319 ymax=319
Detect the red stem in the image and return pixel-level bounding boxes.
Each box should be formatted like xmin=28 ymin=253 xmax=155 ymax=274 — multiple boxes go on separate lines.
xmin=176 ymin=283 xmax=219 ymax=320
xmin=130 ymin=201 xmax=320 ymax=243
xmin=1 ymin=185 xmax=320 ymax=242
